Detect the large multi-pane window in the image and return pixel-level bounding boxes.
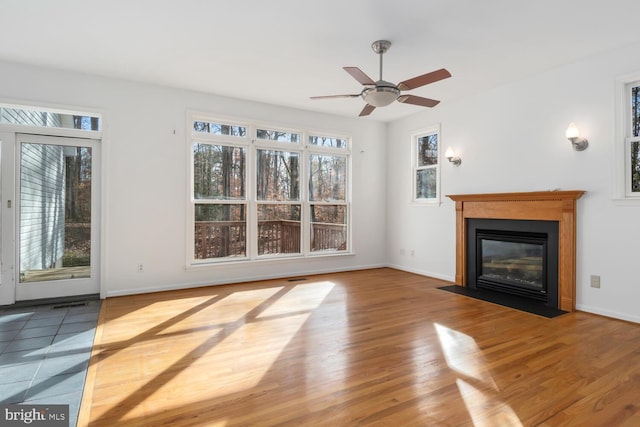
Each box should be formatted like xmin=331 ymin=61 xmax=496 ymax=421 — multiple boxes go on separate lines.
xmin=627 ymin=81 xmax=640 ymax=195
xmin=412 ymin=126 xmax=440 ymax=203
xmin=189 ymin=115 xmax=350 ymax=263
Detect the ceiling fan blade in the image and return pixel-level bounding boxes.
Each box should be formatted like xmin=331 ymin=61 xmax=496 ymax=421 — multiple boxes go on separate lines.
xmin=397 ymin=94 xmax=440 ymax=108
xmin=344 ymin=67 xmax=376 ymax=85
xmin=359 ymin=104 xmax=376 ymax=117
xmin=397 ymin=68 xmax=451 ymax=91
xmin=310 ymin=94 xmax=360 ymax=100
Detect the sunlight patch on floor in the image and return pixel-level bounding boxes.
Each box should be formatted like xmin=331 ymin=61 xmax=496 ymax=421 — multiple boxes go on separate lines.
xmin=434 ymin=323 xmax=497 ymax=389
xmin=158 ymin=312 xmax=312 ymax=401
xmin=457 ymin=379 xmax=523 ymax=427
xmin=257 ymin=281 xmax=336 ymax=318
xmin=435 ymin=323 xmax=522 ymax=426
xmin=91 ymin=281 xmax=336 ymax=424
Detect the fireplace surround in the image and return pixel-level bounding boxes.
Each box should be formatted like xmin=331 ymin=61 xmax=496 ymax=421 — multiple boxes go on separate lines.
xmin=447 ymin=191 xmax=585 ymax=312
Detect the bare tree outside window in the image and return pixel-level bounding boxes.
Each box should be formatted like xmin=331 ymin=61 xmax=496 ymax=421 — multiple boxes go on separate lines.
xmin=193 ymin=142 xmax=247 ymax=259
xmin=631 ymin=86 xmax=640 ymax=192
xmin=257 ymin=150 xmax=300 ymax=201
xmin=417 ymin=134 xmax=438 ymax=166
xmin=194 ymin=121 xmax=246 ymax=137
xmin=256 ymin=149 xmax=301 ymax=255
xmin=309 ymin=154 xmax=347 ymax=252
xmin=309 ymin=136 xmax=347 ymax=149
xmin=414 ymin=129 xmax=440 ymax=202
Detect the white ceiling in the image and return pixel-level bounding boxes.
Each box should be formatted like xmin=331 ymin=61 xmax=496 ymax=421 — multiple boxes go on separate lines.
xmin=1 ymin=0 xmax=640 ymax=122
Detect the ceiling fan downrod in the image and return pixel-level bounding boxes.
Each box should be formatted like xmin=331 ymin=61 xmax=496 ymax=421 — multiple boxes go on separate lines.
xmin=371 ymin=40 xmax=391 ymax=81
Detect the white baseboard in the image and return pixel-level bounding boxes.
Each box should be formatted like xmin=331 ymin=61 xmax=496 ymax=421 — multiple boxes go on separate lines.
xmin=385 ymin=263 xmax=455 ymax=283
xmin=105 ymin=263 xmax=387 ymax=298
xmin=575 ymin=304 xmax=640 ymax=324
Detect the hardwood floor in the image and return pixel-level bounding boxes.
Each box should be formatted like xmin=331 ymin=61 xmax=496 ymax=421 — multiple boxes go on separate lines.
xmin=78 ymin=268 xmax=640 ymax=426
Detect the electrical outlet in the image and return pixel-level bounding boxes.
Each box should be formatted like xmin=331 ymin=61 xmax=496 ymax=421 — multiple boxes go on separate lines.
xmin=590 ymin=275 xmax=600 ymax=288
xmin=137 ymin=263 xmax=144 ymax=273
xmin=410 ymin=249 xmax=415 ymax=256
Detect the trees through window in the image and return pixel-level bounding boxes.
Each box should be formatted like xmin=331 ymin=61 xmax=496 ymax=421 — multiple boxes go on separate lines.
xmin=629 ymin=83 xmax=640 ymax=194
xmin=413 ymin=126 xmax=440 ymax=203
xmin=190 ymin=116 xmax=350 ymax=263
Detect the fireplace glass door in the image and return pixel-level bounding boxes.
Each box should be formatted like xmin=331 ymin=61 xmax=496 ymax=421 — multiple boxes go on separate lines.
xmin=476 ymin=231 xmax=547 ymax=299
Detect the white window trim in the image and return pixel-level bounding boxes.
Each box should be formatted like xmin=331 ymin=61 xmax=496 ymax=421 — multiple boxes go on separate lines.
xmin=186 ymin=111 xmax=352 ymax=267
xmin=613 ymin=74 xmax=640 ymax=205
xmin=411 ymin=124 xmax=442 ymax=206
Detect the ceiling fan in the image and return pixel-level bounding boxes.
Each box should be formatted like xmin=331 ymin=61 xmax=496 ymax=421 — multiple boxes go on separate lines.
xmin=311 ymin=40 xmax=451 ymax=117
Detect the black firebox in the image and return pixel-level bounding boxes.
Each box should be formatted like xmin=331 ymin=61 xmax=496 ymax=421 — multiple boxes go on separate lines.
xmin=466 ymin=219 xmax=559 ymax=308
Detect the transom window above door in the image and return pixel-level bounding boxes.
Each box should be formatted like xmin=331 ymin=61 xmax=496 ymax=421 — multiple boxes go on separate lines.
xmin=0 ymin=104 xmax=101 ymax=131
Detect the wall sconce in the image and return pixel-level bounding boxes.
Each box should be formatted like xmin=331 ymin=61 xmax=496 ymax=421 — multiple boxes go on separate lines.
xmin=565 ymin=122 xmax=588 ymax=151
xmin=445 ymin=147 xmax=461 ymax=166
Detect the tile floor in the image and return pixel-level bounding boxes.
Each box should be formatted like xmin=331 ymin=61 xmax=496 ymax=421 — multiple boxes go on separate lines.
xmin=0 ymin=299 xmax=101 ymax=427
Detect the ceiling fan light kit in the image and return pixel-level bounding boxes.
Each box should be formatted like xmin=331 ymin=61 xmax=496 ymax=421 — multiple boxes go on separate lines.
xmin=362 ymin=86 xmax=400 ymax=107
xmin=311 ymin=39 xmax=451 ymax=117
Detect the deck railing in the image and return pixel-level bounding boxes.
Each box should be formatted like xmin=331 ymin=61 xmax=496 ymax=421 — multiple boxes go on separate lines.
xmin=311 ymin=223 xmax=347 ymax=251
xmin=258 ymin=220 xmax=301 ymax=255
xmin=194 ymin=221 xmax=246 ymax=259
xmin=194 ymin=220 xmax=346 ymax=259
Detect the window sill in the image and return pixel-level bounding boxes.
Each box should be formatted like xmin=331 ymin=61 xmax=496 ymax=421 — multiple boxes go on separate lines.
xmin=411 ymin=200 xmax=442 ymax=207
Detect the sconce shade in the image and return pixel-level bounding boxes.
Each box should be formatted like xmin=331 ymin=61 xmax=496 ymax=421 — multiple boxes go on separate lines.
xmin=565 ymin=122 xmax=588 ymax=151
xmin=445 ymin=147 xmax=455 ymax=158
xmin=566 ymin=122 xmax=580 ymax=139
xmin=445 ymin=147 xmax=461 ymax=166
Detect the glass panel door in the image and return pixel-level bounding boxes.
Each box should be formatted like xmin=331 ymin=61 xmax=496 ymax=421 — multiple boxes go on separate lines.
xmin=16 ymin=134 xmax=99 ymax=301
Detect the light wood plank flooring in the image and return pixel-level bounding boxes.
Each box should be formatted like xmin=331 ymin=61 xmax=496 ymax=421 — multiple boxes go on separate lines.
xmin=79 ymin=268 xmax=640 ymax=426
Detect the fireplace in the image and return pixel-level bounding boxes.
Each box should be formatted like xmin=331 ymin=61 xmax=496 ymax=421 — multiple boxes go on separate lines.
xmin=447 ymin=191 xmax=584 ymax=312
xmin=466 ymin=219 xmax=559 ymax=307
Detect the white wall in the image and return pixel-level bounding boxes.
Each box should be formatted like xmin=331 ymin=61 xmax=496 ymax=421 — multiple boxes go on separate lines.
xmin=4 ymin=39 xmax=640 ymax=323
xmin=0 ymin=61 xmax=387 ymax=297
xmin=387 ymin=41 xmax=640 ymax=323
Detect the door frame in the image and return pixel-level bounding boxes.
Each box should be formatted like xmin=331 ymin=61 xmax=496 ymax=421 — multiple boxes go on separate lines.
xmin=15 ymin=134 xmax=101 ymax=301
xmin=0 ymin=131 xmax=16 ymax=305
xmin=0 ymin=122 xmax=105 ymax=305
